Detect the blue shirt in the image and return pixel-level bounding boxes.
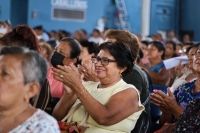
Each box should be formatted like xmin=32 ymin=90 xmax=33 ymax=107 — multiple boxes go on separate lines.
xmin=150 ymin=62 xmax=165 ymax=73
xmin=174 ymin=80 xmax=200 ymax=109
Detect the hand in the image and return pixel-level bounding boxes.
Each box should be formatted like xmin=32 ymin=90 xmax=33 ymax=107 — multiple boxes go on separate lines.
xmin=150 ymin=88 xmax=179 ymax=111
xmin=52 ymin=63 xmax=84 ymax=91
xmin=175 ymin=61 xmax=182 ymax=78
xmin=169 ymin=68 xmax=176 ymax=80
xmin=78 ymin=61 xmax=99 ymax=82
xmin=63 ymin=84 xmax=74 ymax=95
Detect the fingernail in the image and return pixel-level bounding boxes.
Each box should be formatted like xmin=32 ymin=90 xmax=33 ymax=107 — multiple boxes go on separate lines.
xmin=56 ymin=65 xmax=59 ymax=68
xmin=51 ymin=67 xmax=54 ymax=70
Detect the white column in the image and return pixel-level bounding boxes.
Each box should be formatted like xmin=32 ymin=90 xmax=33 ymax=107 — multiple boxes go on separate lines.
xmin=141 ymin=0 xmax=151 ymax=39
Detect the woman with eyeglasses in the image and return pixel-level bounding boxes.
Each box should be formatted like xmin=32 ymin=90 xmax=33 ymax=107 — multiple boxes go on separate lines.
xmin=52 ymin=41 xmax=144 ymax=133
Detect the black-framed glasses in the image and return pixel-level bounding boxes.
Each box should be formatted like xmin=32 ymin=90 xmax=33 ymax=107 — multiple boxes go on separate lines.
xmin=91 ymin=56 xmax=116 ymax=66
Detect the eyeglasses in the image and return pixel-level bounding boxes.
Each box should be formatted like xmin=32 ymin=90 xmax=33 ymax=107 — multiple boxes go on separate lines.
xmin=91 ymin=56 xmax=116 ymax=66
xmin=179 ymin=49 xmax=187 ymax=54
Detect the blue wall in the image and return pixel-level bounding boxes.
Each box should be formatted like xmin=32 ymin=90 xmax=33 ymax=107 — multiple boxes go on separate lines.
xmin=180 ymin=0 xmax=200 ymax=41
xmin=0 ymin=0 xmax=142 ymax=35
xmin=27 ymin=0 xmax=142 ymax=35
xmin=28 ymin=0 xmax=115 ymax=34
xmin=10 ymin=0 xmax=28 ymax=26
xmin=0 ymin=0 xmax=11 ymax=22
xmin=126 ymin=0 xmax=142 ymax=34
xmin=150 ymin=0 xmax=177 ymax=35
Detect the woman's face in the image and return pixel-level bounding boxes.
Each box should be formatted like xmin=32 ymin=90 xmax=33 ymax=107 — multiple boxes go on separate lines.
xmin=95 ymin=50 xmax=122 ymax=80
xmin=165 ymin=43 xmax=175 ymax=57
xmin=193 ymin=48 xmax=200 ymax=72
xmin=141 ymin=43 xmax=147 ymax=57
xmin=80 ymin=46 xmax=94 ymax=64
xmin=0 ymin=55 xmax=27 ymax=108
xmin=55 ymin=41 xmax=75 ymax=66
xmin=187 ymin=47 xmax=198 ymax=69
xmin=147 ymin=44 xmax=162 ymax=60
xmin=40 ymin=46 xmax=48 ymax=59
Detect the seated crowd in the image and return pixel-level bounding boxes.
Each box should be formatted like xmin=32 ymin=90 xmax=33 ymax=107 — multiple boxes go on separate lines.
xmin=0 ymin=24 xmax=200 ymax=133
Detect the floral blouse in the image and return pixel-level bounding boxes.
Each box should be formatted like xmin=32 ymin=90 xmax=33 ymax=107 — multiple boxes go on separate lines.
xmin=173 ymin=98 xmax=200 ymax=132
xmin=174 ymin=80 xmax=200 ymax=110
xmin=9 ymin=109 xmax=60 ymax=133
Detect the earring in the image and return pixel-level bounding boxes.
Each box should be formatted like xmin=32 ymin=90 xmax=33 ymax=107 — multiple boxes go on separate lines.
xmin=24 ymin=97 xmax=29 ymax=103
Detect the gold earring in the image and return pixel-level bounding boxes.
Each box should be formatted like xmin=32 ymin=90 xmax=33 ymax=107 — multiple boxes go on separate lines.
xmin=24 ymin=97 xmax=29 ymax=103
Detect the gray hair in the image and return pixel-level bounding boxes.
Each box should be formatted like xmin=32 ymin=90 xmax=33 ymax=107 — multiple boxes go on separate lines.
xmin=0 ymin=46 xmax=48 ymax=87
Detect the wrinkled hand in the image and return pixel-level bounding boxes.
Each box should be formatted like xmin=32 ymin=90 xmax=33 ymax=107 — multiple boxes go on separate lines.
xmin=52 ymin=63 xmax=84 ymax=91
xmin=150 ymin=88 xmax=179 ymax=111
xmin=78 ymin=61 xmax=99 ymax=82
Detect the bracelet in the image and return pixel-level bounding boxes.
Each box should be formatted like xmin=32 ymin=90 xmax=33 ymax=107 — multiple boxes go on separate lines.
xmin=77 ymin=89 xmax=86 ymax=99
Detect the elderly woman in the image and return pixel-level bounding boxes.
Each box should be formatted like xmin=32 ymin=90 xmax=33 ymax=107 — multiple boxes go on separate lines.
xmin=0 ymin=46 xmax=59 ymax=133
xmin=139 ymin=41 xmax=169 ymax=85
xmin=170 ymin=43 xmax=198 ymax=91
xmin=52 ymin=41 xmax=144 ymax=133
xmin=48 ymin=37 xmax=81 ymax=98
xmin=151 ymin=43 xmax=200 ymax=126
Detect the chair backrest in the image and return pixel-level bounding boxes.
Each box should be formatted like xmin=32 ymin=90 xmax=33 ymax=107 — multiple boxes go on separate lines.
xmin=141 ymin=68 xmax=168 ymax=122
xmin=131 ymin=111 xmax=150 ymax=133
xmin=33 ymin=79 xmax=52 ymax=113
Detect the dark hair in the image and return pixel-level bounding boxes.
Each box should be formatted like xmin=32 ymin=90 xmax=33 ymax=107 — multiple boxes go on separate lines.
xmin=99 ymin=41 xmax=133 ymax=77
xmin=0 ymin=46 xmax=47 ymax=87
xmin=33 ymin=25 xmax=43 ymax=30
xmin=61 ymin=37 xmax=81 ymax=61
xmin=104 ymin=29 xmax=139 ymax=62
xmin=81 ymin=29 xmax=87 ymax=35
xmin=177 ymin=43 xmax=183 ymax=48
xmin=137 ymin=49 xmax=143 ymax=64
xmin=165 ymin=41 xmax=176 ymax=51
xmin=149 ymin=41 xmax=165 ymax=60
xmin=184 ymin=42 xmax=195 ymax=47
xmin=0 ymin=25 xmax=40 ymax=51
xmin=186 ymin=42 xmax=200 ymax=54
xmin=93 ymin=29 xmax=100 ymax=35
xmin=80 ymin=40 xmax=99 ymax=56
xmin=141 ymin=41 xmax=149 ymax=47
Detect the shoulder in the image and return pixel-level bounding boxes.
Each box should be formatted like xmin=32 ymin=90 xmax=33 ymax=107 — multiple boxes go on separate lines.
xmin=112 ymin=80 xmax=139 ymax=96
xmin=31 ymin=109 xmax=60 ymax=132
xmin=11 ymin=109 xmax=60 ymax=133
xmin=174 ymin=80 xmax=196 ymax=93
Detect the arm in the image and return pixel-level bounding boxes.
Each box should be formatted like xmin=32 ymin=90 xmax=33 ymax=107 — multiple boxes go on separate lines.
xmin=53 ymin=64 xmax=140 ymax=125
xmin=78 ymin=86 xmax=139 ymax=125
xmin=142 ymin=66 xmax=169 ymax=85
xmin=52 ymin=92 xmax=77 ymax=120
xmin=150 ymin=88 xmax=184 ymax=124
xmin=159 ymin=110 xmax=173 ymax=126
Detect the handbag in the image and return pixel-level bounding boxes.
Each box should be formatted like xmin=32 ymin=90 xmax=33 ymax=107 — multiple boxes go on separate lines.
xmin=154 ymin=122 xmax=176 ymax=133
xmin=58 ymin=103 xmax=89 ymax=133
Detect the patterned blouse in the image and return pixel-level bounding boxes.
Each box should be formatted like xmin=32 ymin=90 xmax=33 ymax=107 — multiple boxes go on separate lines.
xmin=173 ymin=98 xmax=200 ymax=132
xmin=174 ymin=80 xmax=200 ymax=110
xmin=9 ymin=109 xmax=60 ymax=133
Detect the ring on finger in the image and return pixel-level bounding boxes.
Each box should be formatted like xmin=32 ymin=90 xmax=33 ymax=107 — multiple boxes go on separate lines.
xmin=83 ymin=69 xmax=86 ymax=73
xmin=60 ymin=74 xmax=64 ymax=78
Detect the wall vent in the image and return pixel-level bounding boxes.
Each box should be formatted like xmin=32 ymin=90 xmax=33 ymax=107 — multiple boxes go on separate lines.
xmin=52 ymin=7 xmax=85 ymax=21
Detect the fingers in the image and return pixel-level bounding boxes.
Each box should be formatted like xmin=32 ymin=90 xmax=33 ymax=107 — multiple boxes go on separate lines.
xmin=150 ymin=93 xmax=163 ymax=106
xmin=153 ymin=89 xmax=167 ymax=98
xmin=167 ymin=88 xmax=174 ymax=96
xmin=69 ymin=63 xmax=79 ymax=72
